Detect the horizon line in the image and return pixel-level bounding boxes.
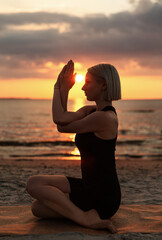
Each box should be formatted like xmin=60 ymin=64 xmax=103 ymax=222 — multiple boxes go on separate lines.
xmin=0 ymin=97 xmax=162 ymax=101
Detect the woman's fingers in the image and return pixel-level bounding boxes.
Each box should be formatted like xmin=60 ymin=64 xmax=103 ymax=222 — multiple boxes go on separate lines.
xmin=59 ymin=60 xmax=74 ymax=76
xmin=60 ymin=64 xmax=67 ymax=74
xmin=57 ymin=60 xmax=74 ymax=87
xmin=65 ymin=60 xmax=74 ymax=75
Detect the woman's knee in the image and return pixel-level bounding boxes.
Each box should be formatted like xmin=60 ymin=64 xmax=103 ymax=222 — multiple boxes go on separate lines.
xmin=31 ymin=200 xmax=42 ymax=218
xmin=26 ymin=175 xmax=43 ymax=195
xmin=26 ymin=175 xmax=71 ymax=196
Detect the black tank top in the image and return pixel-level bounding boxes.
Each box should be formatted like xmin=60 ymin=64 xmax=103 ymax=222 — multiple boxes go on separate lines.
xmin=75 ymin=106 xmax=120 ymax=196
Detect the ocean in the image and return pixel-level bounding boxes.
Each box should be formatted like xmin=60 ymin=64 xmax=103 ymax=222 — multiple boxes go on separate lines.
xmin=0 ymin=98 xmax=162 ymax=163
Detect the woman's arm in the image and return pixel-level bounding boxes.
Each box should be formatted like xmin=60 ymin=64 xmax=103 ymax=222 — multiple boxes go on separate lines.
xmin=52 ymin=86 xmax=95 ymax=125
xmin=52 ymin=87 xmax=65 ymax=124
xmin=57 ymin=110 xmax=116 ymax=134
xmin=52 ymin=60 xmax=93 ymax=125
xmin=60 ymin=87 xmax=69 ymax=111
xmin=52 ymin=60 xmax=75 ymax=124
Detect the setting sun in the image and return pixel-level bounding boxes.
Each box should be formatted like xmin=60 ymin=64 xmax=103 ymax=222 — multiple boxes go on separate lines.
xmin=75 ymin=74 xmax=84 ymax=83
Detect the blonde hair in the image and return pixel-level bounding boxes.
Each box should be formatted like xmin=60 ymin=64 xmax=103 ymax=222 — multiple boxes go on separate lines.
xmin=88 ymin=64 xmax=121 ymax=101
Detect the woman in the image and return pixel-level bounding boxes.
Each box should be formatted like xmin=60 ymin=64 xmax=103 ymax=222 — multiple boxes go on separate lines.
xmin=26 ymin=60 xmax=121 ymax=233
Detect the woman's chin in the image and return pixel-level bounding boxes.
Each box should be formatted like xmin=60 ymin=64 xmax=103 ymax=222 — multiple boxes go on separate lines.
xmin=86 ymin=96 xmax=94 ymax=101
xmin=86 ymin=96 xmax=89 ymax=100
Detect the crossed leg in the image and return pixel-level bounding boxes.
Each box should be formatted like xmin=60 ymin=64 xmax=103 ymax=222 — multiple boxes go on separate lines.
xmin=26 ymin=175 xmax=117 ymax=233
xmin=27 ymin=175 xmax=71 ymax=219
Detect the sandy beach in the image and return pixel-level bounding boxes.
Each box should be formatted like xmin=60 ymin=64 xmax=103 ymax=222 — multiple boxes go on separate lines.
xmin=0 ymin=158 xmax=161 ymax=206
xmin=0 ymin=157 xmax=162 ymax=239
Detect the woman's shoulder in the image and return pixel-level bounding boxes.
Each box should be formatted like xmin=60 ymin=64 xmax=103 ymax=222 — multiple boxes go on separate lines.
xmin=94 ymin=109 xmax=118 ymax=139
xmin=77 ymin=105 xmax=96 ymax=116
xmin=104 ymin=108 xmax=118 ymax=125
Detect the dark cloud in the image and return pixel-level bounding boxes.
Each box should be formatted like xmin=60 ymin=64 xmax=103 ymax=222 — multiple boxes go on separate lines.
xmin=0 ymin=12 xmax=80 ymax=30
xmin=0 ymin=0 xmax=162 ymax=79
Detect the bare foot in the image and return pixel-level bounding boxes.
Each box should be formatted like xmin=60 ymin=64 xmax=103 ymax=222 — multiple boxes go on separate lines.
xmin=84 ymin=209 xmax=117 ymax=233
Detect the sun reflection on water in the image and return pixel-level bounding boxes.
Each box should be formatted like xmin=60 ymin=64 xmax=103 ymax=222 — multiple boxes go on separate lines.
xmin=69 ymin=147 xmax=80 ymax=161
xmin=73 ymin=98 xmax=85 ymax=111
xmin=70 ymin=147 xmax=80 ymax=156
xmin=67 ymin=98 xmax=85 ymax=160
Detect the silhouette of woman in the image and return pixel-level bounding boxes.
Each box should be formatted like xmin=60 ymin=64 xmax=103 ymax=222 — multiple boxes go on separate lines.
xmin=26 ymin=60 xmax=121 ymax=233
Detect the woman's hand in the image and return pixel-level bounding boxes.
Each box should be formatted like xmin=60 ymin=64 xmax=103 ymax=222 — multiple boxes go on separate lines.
xmin=55 ymin=60 xmax=76 ymax=91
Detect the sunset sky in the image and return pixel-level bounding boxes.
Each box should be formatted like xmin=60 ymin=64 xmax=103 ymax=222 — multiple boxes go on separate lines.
xmin=0 ymin=0 xmax=162 ymax=100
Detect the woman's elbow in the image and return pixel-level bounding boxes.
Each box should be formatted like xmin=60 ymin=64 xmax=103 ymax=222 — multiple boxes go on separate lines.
xmin=52 ymin=114 xmax=64 ymax=125
xmin=52 ymin=117 xmax=63 ymax=125
xmin=57 ymin=125 xmax=64 ymax=132
xmin=52 ymin=115 xmax=58 ymax=124
xmin=53 ymin=118 xmax=60 ymax=125
xmin=53 ymin=118 xmax=70 ymax=126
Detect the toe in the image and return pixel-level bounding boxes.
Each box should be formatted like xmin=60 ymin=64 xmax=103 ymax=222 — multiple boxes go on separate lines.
xmin=107 ymin=220 xmax=117 ymax=233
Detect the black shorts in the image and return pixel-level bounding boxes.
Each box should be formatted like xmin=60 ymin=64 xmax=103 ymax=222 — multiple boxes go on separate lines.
xmin=66 ymin=176 xmax=121 ymax=219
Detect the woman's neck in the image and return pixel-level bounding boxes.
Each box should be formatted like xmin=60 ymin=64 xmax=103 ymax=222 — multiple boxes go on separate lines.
xmin=95 ymin=100 xmax=112 ymax=111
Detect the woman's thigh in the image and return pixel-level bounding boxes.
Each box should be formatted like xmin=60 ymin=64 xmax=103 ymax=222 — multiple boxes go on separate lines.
xmin=27 ymin=175 xmax=71 ymax=193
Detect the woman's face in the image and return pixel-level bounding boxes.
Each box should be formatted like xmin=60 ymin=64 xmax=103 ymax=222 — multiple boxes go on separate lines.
xmin=82 ymin=72 xmax=105 ymax=101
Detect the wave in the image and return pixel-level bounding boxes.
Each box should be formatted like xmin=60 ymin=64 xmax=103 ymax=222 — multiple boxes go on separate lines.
xmin=117 ymin=140 xmax=145 ymax=145
xmin=117 ymin=154 xmax=162 ymax=159
xmin=118 ymin=154 xmax=143 ymax=159
xmin=9 ymin=153 xmax=162 ymax=161
xmin=130 ymin=109 xmax=154 ymax=113
xmin=119 ymin=129 xmax=130 ymax=135
xmin=10 ymin=153 xmax=79 ymax=157
xmin=0 ymin=139 xmax=146 ymax=147
xmin=0 ymin=140 xmax=75 ymax=147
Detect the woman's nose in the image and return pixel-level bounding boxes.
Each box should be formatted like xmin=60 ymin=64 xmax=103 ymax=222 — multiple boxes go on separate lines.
xmin=82 ymin=84 xmax=85 ymax=91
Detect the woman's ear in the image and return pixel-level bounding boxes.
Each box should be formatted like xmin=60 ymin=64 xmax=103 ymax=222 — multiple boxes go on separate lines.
xmin=102 ymin=80 xmax=107 ymax=91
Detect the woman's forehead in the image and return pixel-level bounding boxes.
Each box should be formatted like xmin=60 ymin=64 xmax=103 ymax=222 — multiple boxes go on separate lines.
xmin=86 ymin=72 xmax=94 ymax=79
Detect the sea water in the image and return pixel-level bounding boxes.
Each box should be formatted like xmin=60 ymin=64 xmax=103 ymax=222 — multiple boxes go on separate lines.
xmin=0 ymin=99 xmax=162 ymax=162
